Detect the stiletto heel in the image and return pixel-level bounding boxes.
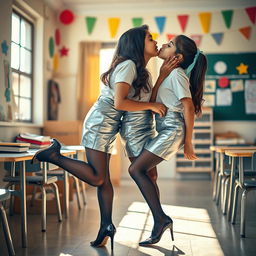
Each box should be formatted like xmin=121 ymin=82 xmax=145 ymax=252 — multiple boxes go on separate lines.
xmin=139 ymin=217 xmax=174 ymax=246
xmin=31 ymin=138 xmax=61 ymax=164
xmin=90 ymin=224 xmax=116 ymax=250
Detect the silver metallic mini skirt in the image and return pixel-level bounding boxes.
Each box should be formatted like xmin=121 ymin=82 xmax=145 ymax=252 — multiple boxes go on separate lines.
xmin=81 ymin=96 xmax=123 ymax=154
xmin=120 ymin=110 xmax=155 ymax=157
xmin=144 ymin=110 xmax=185 ymax=160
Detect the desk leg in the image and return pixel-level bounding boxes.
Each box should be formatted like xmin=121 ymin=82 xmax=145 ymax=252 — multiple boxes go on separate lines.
xmin=64 ymin=171 xmax=69 ymax=218
xmin=213 ymin=153 xmax=219 ymax=200
xmin=227 ymin=157 xmax=235 ymax=222
xmin=21 ymin=161 xmax=27 ymax=247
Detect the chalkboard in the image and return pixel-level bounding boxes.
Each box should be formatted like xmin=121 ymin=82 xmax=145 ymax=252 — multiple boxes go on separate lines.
xmin=205 ymin=53 xmax=256 ymax=121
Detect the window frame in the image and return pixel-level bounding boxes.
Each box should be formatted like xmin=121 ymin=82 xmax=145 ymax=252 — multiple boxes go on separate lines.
xmin=11 ymin=9 xmax=34 ymax=123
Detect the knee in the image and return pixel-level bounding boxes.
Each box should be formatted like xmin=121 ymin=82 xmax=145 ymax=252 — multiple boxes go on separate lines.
xmin=148 ymin=170 xmax=158 ymax=183
xmin=91 ymin=175 xmax=105 ymax=186
xmin=128 ymin=164 xmax=137 ymax=179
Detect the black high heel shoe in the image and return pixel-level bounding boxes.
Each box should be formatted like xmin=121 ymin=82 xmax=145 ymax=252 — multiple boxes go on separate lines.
xmin=90 ymin=224 xmax=116 ymax=251
xmin=139 ymin=217 xmax=174 ymax=246
xmin=31 ymin=138 xmax=61 ymax=164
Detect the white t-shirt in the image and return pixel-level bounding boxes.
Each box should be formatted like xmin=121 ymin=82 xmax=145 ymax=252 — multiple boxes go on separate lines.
xmin=156 ymin=67 xmax=191 ymax=112
xmin=100 ymin=59 xmax=152 ymax=102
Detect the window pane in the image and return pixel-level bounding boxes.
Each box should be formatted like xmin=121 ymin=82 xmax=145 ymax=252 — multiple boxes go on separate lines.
xmin=20 ymin=75 xmax=31 ymax=97
xmin=12 ymin=13 xmax=20 ymax=43
xmin=11 ymin=42 xmax=20 ymax=69
xmin=19 ymin=98 xmax=31 ymax=120
xmin=20 ymin=48 xmax=31 ymax=73
xmin=21 ymin=20 xmax=32 ymax=49
xmin=12 ymin=72 xmax=19 ymax=96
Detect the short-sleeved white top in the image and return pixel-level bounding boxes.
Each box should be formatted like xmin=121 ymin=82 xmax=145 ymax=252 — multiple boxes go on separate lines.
xmin=100 ymin=59 xmax=152 ymax=102
xmin=156 ymin=67 xmax=191 ymax=112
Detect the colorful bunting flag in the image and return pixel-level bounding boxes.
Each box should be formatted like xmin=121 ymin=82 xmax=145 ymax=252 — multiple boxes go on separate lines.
xmin=198 ymin=12 xmax=211 ymax=33
xmin=53 ymin=53 xmax=59 ymax=72
xmin=108 ymin=18 xmax=120 ymax=38
xmin=55 ymin=29 xmax=61 ymax=46
xmin=212 ymin=33 xmax=224 ymax=45
xmin=59 ymin=46 xmax=69 ymax=57
xmin=239 ymin=26 xmax=251 ymax=40
xmin=132 ymin=17 xmax=143 ymax=27
xmin=221 ymin=10 xmax=233 ymax=29
xmin=86 ymin=17 xmax=97 ymax=35
xmin=245 ymin=6 xmax=256 ymax=24
xmin=166 ymin=34 xmax=176 ymax=42
xmin=190 ymin=35 xmax=202 ymax=47
xmin=155 ymin=16 xmax=166 ymax=34
xmin=151 ymin=32 xmax=159 ymax=40
xmin=49 ymin=37 xmax=54 ymax=58
xmin=177 ymin=15 xmax=189 ymax=32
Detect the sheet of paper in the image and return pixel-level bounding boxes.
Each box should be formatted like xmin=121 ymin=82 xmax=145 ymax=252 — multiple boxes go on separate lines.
xmin=216 ymin=89 xmax=232 ymax=106
xmin=204 ymin=94 xmax=215 ymax=106
xmin=231 ymin=80 xmax=244 ymax=92
xmin=245 ymin=80 xmax=256 ymax=114
xmin=205 ymin=80 xmax=216 ymax=92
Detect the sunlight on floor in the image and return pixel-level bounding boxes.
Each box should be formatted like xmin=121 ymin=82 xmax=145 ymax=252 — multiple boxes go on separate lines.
xmin=115 ymin=201 xmax=225 ymax=256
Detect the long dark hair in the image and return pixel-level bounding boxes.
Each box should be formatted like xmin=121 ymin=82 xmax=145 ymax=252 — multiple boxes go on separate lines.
xmin=101 ymin=25 xmax=151 ymax=98
xmin=175 ymin=35 xmax=207 ymax=116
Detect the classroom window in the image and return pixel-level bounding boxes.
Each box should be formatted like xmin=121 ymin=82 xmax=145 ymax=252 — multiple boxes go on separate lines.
xmin=11 ymin=10 xmax=33 ymax=122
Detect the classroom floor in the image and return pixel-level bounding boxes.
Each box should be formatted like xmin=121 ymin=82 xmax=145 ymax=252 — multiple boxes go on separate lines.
xmin=1 ymin=179 xmax=256 ymax=256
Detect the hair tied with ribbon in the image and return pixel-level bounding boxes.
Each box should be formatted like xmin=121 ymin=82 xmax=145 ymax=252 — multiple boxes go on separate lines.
xmin=186 ymin=49 xmax=203 ymax=76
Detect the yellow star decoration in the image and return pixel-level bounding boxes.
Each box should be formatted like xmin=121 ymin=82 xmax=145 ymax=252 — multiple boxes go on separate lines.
xmin=236 ymin=63 xmax=248 ymax=75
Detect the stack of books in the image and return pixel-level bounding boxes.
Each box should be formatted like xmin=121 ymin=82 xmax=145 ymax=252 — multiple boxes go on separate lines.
xmin=215 ymin=131 xmax=246 ymax=145
xmin=16 ymin=133 xmax=51 ymax=149
xmin=0 ymin=142 xmax=30 ymax=153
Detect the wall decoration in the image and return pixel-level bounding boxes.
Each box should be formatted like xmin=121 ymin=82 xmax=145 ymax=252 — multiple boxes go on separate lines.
xmin=214 ymin=61 xmax=227 ymax=74
xmin=177 ymin=15 xmax=189 ymax=32
xmin=212 ymin=33 xmax=224 ymax=45
xmin=205 ymin=80 xmax=216 ymax=92
xmin=221 ymin=10 xmax=233 ymax=29
xmin=231 ymin=80 xmax=244 ymax=92
xmin=245 ymin=6 xmax=256 ymax=24
xmin=59 ymin=9 xmax=74 ymax=25
xmin=3 ymin=60 xmax=11 ymax=102
xmin=239 ymin=26 xmax=251 ymax=40
xmin=59 ymin=46 xmax=69 ymax=57
xmin=86 ymin=17 xmax=97 ymax=34
xmin=236 ymin=63 xmax=248 ymax=75
xmin=155 ymin=16 xmax=166 ymax=34
xmin=204 ymin=94 xmax=215 ymax=106
xmin=218 ymin=77 xmax=229 ymax=88
xmin=166 ymin=34 xmax=175 ymax=42
xmin=108 ymin=18 xmax=120 ymax=38
xmin=1 ymin=40 xmax=8 ymax=56
xmin=244 ymin=80 xmax=256 ymax=114
xmin=55 ymin=29 xmax=61 ymax=46
xmin=49 ymin=37 xmax=54 ymax=58
xmin=198 ymin=12 xmax=211 ymax=33
xmin=132 ymin=17 xmax=143 ymax=27
xmin=53 ymin=53 xmax=59 ymax=72
xmin=190 ymin=35 xmax=202 ymax=47
xmin=216 ymin=89 xmax=232 ymax=106
xmin=48 ymin=80 xmax=61 ymax=120
xmin=151 ymin=32 xmax=159 ymax=40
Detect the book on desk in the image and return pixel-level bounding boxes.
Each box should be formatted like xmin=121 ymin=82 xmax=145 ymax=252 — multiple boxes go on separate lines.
xmin=0 ymin=142 xmax=30 ymax=153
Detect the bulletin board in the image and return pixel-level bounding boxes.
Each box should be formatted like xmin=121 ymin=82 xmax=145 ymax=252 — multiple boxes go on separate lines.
xmin=204 ymin=53 xmax=256 ymax=121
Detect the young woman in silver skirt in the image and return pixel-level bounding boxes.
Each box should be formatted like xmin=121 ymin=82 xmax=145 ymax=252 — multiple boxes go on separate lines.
xmin=127 ymin=35 xmax=208 ymax=246
xmin=31 ymin=25 xmax=176 ymax=250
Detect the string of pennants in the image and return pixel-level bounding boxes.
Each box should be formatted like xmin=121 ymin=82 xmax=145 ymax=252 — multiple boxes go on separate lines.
xmin=85 ymin=6 xmax=255 ymax=46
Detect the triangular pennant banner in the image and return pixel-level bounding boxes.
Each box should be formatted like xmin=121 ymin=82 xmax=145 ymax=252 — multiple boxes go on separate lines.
xmin=245 ymin=6 xmax=256 ymax=24
xmin=239 ymin=26 xmax=251 ymax=40
xmin=198 ymin=12 xmax=211 ymax=33
xmin=155 ymin=16 xmax=166 ymax=34
xmin=151 ymin=32 xmax=159 ymax=40
xmin=132 ymin=17 xmax=143 ymax=27
xmin=49 ymin=37 xmax=54 ymax=58
xmin=166 ymin=34 xmax=176 ymax=42
xmin=177 ymin=15 xmax=189 ymax=32
xmin=212 ymin=33 xmax=224 ymax=45
xmin=190 ymin=34 xmax=202 ymax=47
xmin=221 ymin=10 xmax=233 ymax=29
xmin=86 ymin=17 xmax=97 ymax=35
xmin=108 ymin=18 xmax=120 ymax=38
xmin=53 ymin=53 xmax=59 ymax=72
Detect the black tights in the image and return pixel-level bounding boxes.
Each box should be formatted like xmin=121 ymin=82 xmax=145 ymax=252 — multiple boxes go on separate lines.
xmin=128 ymin=149 xmax=168 ymax=236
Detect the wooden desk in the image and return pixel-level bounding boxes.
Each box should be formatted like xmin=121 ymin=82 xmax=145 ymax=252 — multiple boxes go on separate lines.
xmin=0 ymin=149 xmax=75 ymax=248
xmin=225 ymin=149 xmax=256 ymax=221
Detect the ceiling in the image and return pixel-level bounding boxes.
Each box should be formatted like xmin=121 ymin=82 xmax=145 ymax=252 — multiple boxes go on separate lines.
xmin=44 ymin=0 xmax=255 ymax=14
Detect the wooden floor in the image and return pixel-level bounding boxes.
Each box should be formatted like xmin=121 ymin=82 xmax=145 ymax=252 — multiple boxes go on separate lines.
xmin=1 ymin=179 xmax=256 ymax=256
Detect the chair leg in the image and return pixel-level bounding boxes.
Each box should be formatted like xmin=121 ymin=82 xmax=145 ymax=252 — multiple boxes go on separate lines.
xmin=222 ymin=177 xmax=230 ymax=215
xmin=240 ymin=189 xmax=248 ymax=238
xmin=41 ymin=186 xmax=46 ymax=232
xmin=73 ymin=177 xmax=82 ymax=210
xmin=0 ymin=204 xmax=15 ymax=256
xmin=30 ymin=186 xmax=37 ymax=207
xmin=231 ymin=184 xmax=240 ymax=224
xmin=5 ymin=183 xmax=14 ymax=216
xmin=80 ymin=181 xmax=87 ymax=205
xmin=51 ymin=183 xmax=62 ymax=222
xmin=221 ymin=176 xmax=227 ymax=212
xmin=216 ymin=174 xmax=222 ymax=206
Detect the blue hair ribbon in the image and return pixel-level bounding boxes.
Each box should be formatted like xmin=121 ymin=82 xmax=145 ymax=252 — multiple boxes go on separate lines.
xmin=185 ymin=49 xmax=202 ymax=76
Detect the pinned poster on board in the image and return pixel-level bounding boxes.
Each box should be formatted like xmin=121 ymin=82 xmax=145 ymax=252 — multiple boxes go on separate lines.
xmin=244 ymin=80 xmax=256 ymax=114
xmin=231 ymin=80 xmax=244 ymax=92
xmin=204 ymin=94 xmax=215 ymax=107
xmin=205 ymin=80 xmax=216 ymax=93
xmin=216 ymin=89 xmax=232 ymax=106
